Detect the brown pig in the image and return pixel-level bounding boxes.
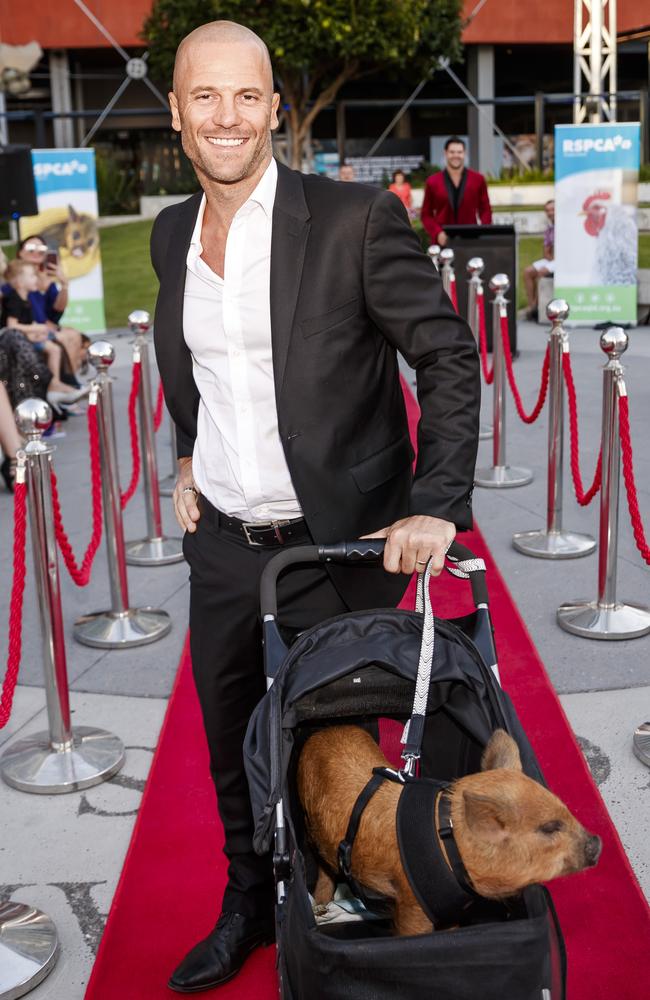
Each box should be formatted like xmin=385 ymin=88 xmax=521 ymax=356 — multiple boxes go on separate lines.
xmin=297 ymin=725 xmax=601 ymax=936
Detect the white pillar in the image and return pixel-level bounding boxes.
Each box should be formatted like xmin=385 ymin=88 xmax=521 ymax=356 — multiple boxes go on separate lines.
xmin=467 ymin=45 xmax=495 ymax=176
xmin=49 ymin=50 xmax=75 ymax=147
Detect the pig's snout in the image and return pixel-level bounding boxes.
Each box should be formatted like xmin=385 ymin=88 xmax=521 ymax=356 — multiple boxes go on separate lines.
xmin=584 ymin=834 xmax=602 ymax=867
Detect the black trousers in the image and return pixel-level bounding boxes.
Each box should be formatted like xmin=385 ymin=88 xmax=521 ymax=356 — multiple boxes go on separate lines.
xmin=182 ymin=512 xmax=350 ymax=918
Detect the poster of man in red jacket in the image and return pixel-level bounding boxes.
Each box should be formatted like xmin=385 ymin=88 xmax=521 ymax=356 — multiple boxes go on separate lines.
xmin=421 ymin=137 xmax=493 ymax=246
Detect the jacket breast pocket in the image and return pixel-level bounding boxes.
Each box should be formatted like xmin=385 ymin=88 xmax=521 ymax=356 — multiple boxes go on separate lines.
xmin=300 ymin=297 xmax=359 ymax=339
xmin=349 ymin=436 xmax=414 ymax=494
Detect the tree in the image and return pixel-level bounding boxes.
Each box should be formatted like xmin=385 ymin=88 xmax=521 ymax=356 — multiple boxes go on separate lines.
xmin=143 ymin=0 xmax=463 ymax=169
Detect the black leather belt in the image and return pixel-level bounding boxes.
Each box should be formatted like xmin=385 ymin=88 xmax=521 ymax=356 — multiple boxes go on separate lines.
xmin=199 ymin=496 xmax=311 ymax=548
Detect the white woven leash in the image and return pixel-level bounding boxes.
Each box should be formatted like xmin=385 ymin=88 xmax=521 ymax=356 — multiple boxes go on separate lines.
xmin=401 ymin=552 xmax=487 ymax=752
xmin=445 ymin=555 xmax=486 ymax=580
xmin=401 ymin=557 xmax=435 ymax=749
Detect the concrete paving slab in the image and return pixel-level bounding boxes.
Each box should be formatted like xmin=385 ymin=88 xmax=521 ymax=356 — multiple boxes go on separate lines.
xmin=560 ymin=685 xmax=650 ymax=897
xmin=0 ymin=685 xmax=48 ymax=750
xmin=0 ymin=688 xmax=167 ymax=1000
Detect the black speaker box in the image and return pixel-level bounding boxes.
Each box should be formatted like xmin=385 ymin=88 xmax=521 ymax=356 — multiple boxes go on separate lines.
xmin=444 ymin=225 xmax=518 ymax=353
xmin=0 ymin=145 xmax=38 ymax=219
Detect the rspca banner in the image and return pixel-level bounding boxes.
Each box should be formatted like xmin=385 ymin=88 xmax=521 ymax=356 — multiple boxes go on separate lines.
xmin=554 ymin=123 xmax=640 ymax=325
xmin=19 ymin=149 xmax=106 ymax=334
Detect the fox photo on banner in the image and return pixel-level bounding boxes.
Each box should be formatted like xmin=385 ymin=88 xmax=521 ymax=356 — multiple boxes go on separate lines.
xmin=19 ymin=148 xmax=106 ymax=334
xmin=554 ymin=122 xmax=640 ymax=326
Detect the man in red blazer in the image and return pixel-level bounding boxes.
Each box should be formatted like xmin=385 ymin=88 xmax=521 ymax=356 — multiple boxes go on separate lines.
xmin=421 ymin=136 xmax=492 ymax=245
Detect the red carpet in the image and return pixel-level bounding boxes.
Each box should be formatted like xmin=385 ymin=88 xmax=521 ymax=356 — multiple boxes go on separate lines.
xmin=86 ymin=384 xmax=650 ymax=1000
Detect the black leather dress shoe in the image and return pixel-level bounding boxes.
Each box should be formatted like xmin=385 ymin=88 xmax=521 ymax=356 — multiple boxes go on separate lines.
xmin=168 ymin=911 xmax=275 ymax=993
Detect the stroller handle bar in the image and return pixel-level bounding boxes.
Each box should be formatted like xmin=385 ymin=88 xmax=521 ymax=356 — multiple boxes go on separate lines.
xmin=260 ymin=539 xmax=488 ymax=618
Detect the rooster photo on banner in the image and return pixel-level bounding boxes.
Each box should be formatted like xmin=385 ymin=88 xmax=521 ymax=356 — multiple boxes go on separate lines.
xmin=19 ymin=148 xmax=106 ymax=334
xmin=554 ymin=122 xmax=640 ymax=325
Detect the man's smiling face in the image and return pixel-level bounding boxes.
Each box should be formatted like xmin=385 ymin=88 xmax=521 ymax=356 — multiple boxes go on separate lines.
xmin=170 ymin=37 xmax=279 ymax=187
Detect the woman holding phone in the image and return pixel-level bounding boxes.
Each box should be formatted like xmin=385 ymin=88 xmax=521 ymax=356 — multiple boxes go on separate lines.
xmin=14 ymin=235 xmax=88 ymax=378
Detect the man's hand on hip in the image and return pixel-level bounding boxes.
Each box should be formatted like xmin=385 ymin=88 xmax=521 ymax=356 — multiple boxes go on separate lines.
xmin=173 ymin=457 xmax=201 ymax=533
xmin=361 ymin=515 xmax=456 ymax=576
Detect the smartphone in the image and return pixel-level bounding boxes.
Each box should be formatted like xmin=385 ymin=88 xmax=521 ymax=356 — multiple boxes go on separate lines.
xmin=46 ymin=250 xmax=58 ymax=269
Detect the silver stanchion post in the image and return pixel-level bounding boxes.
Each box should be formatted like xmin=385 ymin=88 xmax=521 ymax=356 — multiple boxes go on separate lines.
xmin=466 ymin=257 xmax=492 ymax=441
xmin=633 ymin=722 xmax=650 ymax=767
xmin=439 ymin=247 xmax=454 ymax=296
xmin=0 ymin=901 xmax=59 ymax=999
xmin=74 ymin=343 xmax=172 ymax=647
xmin=159 ymin=419 xmax=177 ymax=497
xmin=513 ymin=300 xmax=596 ymax=558
xmin=0 ymin=399 xmax=125 ymax=793
xmin=124 ymin=310 xmax=183 ymax=566
xmin=426 ymin=244 xmax=441 ymax=271
xmin=475 ymin=275 xmax=533 ymax=488
xmin=557 ymin=328 xmax=650 ymax=638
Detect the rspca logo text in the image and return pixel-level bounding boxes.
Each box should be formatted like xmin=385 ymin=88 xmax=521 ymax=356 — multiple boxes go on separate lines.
xmin=34 ymin=159 xmax=89 ymax=179
xmin=32 ymin=150 xmax=97 ymax=196
xmin=563 ymin=135 xmax=632 ymax=155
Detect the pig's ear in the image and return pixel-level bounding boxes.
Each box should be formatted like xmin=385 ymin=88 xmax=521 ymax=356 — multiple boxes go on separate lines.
xmin=462 ymin=790 xmax=514 ymax=838
xmin=481 ymin=730 xmax=522 ymax=772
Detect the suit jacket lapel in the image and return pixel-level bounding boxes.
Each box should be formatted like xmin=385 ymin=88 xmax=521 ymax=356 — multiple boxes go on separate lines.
xmin=270 ymin=162 xmax=311 ymax=397
xmin=165 ymin=190 xmax=202 ymax=345
xmin=155 ymin=191 xmax=202 ymax=427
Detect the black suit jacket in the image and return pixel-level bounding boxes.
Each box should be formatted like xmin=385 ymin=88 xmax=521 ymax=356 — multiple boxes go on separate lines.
xmin=150 ymin=161 xmax=480 ymax=609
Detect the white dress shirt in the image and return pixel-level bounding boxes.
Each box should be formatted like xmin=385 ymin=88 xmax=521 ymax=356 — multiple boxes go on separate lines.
xmin=183 ymin=158 xmax=302 ymax=522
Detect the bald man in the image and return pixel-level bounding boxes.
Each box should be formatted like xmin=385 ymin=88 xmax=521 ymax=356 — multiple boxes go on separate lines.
xmin=152 ymin=20 xmax=479 ymax=992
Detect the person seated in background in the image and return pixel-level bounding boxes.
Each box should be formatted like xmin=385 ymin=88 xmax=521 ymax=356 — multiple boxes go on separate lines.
xmin=421 ymin=137 xmax=492 ymax=246
xmin=522 ymin=199 xmax=555 ymax=321
xmin=0 ymin=381 xmax=24 ymax=493
xmin=14 ymin=235 xmax=89 ymax=380
xmin=388 ymin=169 xmax=413 ymax=216
xmin=1 ymin=260 xmax=88 ymax=405
xmin=338 ymin=162 xmax=355 ymax=182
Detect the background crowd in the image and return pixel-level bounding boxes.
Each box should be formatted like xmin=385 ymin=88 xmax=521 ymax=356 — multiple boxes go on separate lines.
xmin=0 ymin=237 xmax=92 ymax=492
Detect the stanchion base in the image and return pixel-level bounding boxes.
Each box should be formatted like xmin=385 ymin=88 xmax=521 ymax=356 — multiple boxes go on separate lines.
xmin=633 ymin=722 xmax=650 ymax=768
xmin=158 ymin=474 xmax=176 ymax=497
xmin=0 ymin=726 xmax=125 ymax=794
xmin=73 ymin=607 xmax=172 ymax=649
xmin=479 ymin=423 xmax=493 ymax=440
xmin=557 ymin=600 xmax=650 ymax=640
xmin=474 ymin=465 xmax=533 ymax=489
xmin=124 ymin=535 xmax=184 ymax=566
xmin=512 ymin=529 xmax=596 ymax=559
xmin=0 ymin=901 xmax=58 ymax=1000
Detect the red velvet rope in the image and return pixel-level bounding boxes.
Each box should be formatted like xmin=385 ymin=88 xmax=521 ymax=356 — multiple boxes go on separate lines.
xmin=449 ymin=273 xmax=458 ymax=313
xmin=618 ymin=393 xmax=650 ymax=565
xmin=562 ymin=352 xmax=602 ymax=506
xmin=0 ymin=477 xmax=28 ymax=729
xmin=499 ymin=312 xmax=550 ymax=424
xmin=120 ymin=359 xmax=141 ymax=510
xmin=477 ymin=290 xmax=494 ymax=385
xmin=153 ymin=379 xmax=165 ymax=433
xmin=51 ymin=401 xmax=103 ymax=586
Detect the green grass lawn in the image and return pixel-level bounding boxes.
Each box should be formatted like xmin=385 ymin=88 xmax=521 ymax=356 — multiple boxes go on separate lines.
xmin=97 ymin=220 xmax=650 ymax=328
xmin=100 ymin=220 xmax=156 ymax=329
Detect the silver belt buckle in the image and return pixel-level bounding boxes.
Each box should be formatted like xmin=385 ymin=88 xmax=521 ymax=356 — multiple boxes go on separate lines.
xmin=242 ymin=521 xmax=266 ymax=546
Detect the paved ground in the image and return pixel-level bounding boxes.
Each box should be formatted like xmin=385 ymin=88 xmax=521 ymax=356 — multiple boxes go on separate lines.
xmin=0 ymin=316 xmax=648 ymax=998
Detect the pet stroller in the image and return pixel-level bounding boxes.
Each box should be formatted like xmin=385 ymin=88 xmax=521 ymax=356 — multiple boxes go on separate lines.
xmin=244 ymin=539 xmax=566 ymax=1000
